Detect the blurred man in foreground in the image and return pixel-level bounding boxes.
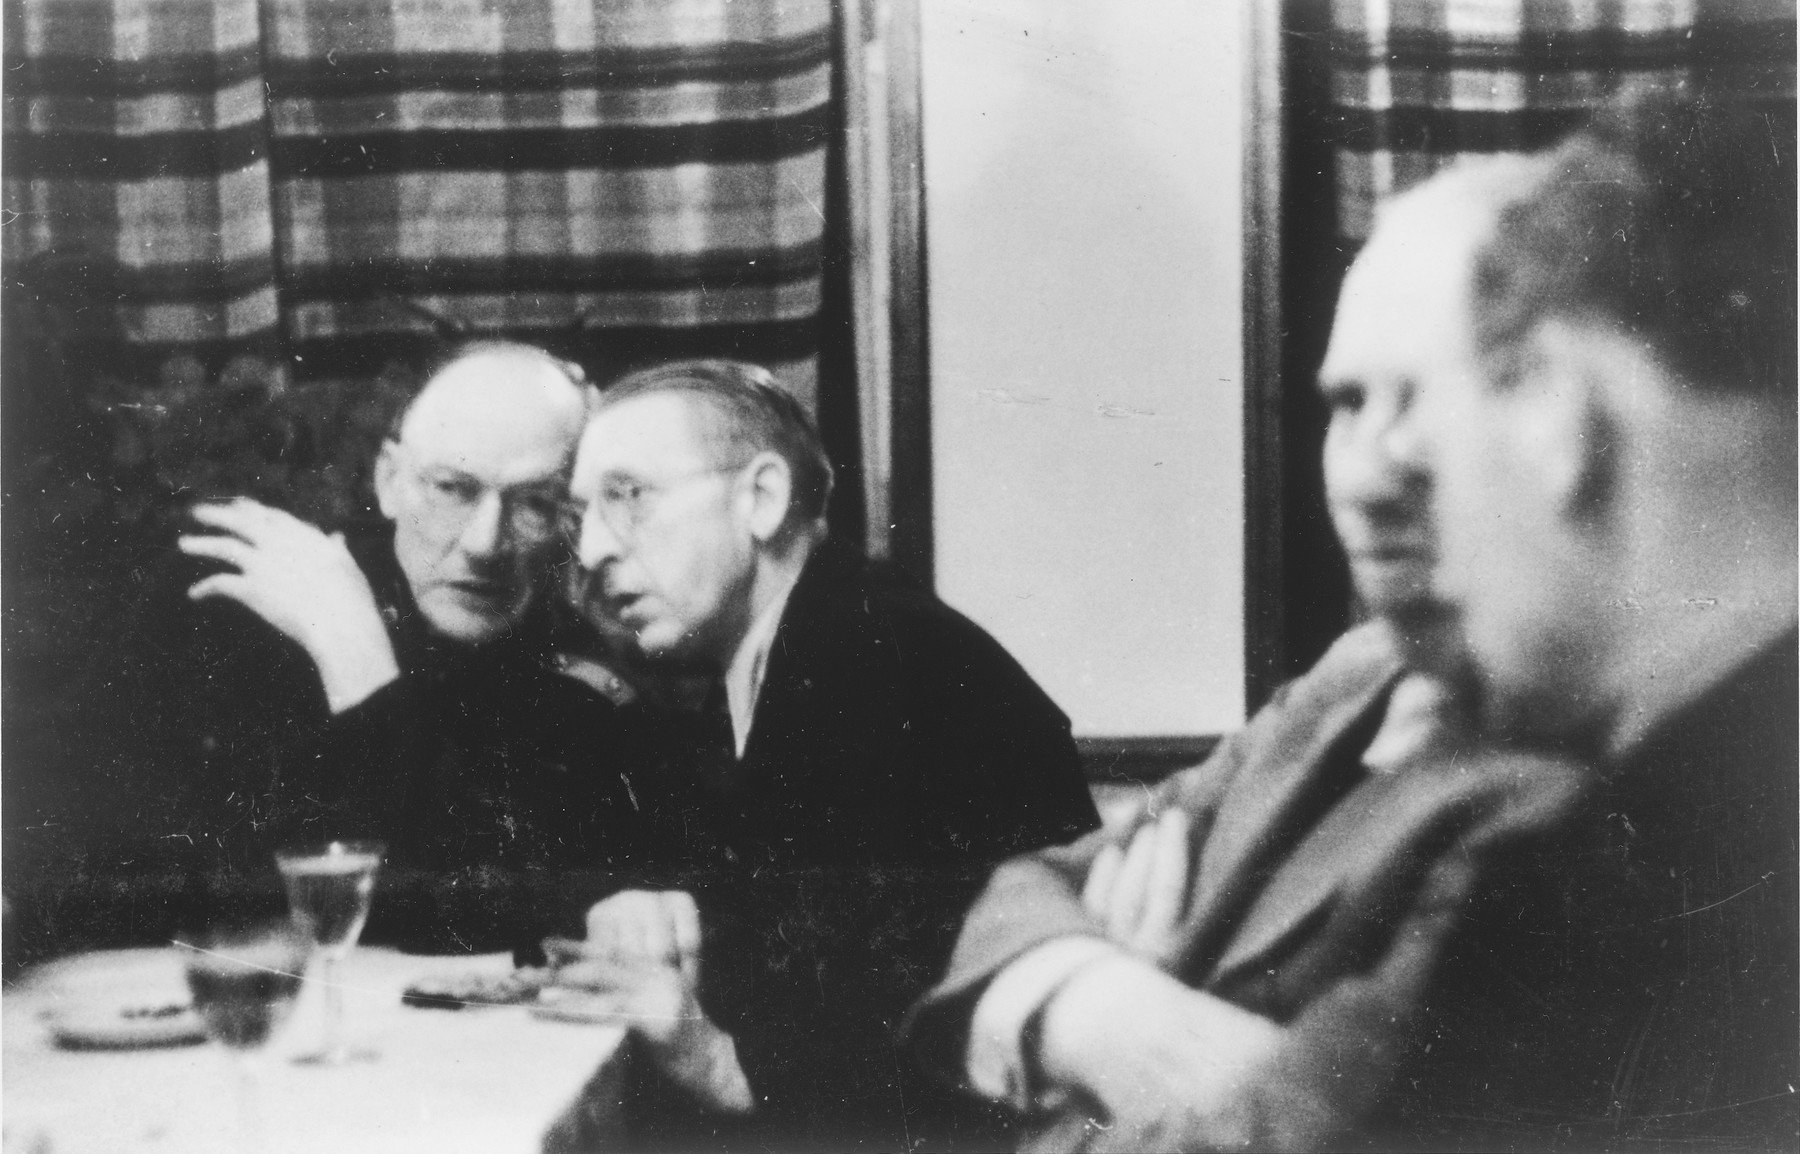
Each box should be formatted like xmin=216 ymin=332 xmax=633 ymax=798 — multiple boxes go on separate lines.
xmin=1401 ymin=90 xmax=1797 ymax=1148
xmin=181 ymin=341 xmax=592 ymax=713
xmin=559 ymin=359 xmax=1099 ymax=1150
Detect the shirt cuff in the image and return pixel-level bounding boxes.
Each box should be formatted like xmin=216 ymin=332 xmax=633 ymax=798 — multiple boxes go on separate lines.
xmin=965 ymin=936 xmax=1122 ymax=1112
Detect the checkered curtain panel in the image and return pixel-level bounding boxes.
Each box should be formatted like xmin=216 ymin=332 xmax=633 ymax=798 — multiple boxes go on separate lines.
xmin=3 ymin=0 xmax=833 ymax=395
xmin=1328 ymin=0 xmax=1797 ymax=240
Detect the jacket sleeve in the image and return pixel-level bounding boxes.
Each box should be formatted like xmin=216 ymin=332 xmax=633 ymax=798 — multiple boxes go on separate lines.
xmin=258 ymin=674 xmax=436 ymax=852
xmin=901 ymin=722 xmax=1253 ymax=1080
xmin=1011 ymin=853 xmax=1476 ymax=1154
xmin=896 ymin=601 xmax=1101 ymax=859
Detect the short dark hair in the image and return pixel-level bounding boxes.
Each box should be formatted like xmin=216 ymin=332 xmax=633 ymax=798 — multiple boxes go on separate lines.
xmin=597 ymin=358 xmax=836 ymax=524
xmin=1472 ymin=90 xmax=1796 ymax=400
xmin=386 ymin=340 xmax=592 ymax=439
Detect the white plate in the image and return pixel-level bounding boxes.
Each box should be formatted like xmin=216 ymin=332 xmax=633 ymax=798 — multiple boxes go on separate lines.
xmin=27 ymin=947 xmax=208 ymax=1049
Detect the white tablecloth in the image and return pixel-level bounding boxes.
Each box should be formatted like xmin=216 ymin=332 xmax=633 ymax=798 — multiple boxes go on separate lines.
xmin=3 ymin=947 xmax=627 ymax=1154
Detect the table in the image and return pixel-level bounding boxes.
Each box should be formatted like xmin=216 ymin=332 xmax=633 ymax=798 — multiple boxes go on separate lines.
xmin=3 ymin=947 xmax=628 ymax=1153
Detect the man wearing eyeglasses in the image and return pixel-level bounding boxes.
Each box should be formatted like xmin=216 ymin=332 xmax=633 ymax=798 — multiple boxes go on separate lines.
xmin=182 ymin=343 xmax=588 ymax=707
xmin=556 ymin=359 xmax=1100 ymax=1150
xmin=144 ymin=341 xmax=654 ymax=952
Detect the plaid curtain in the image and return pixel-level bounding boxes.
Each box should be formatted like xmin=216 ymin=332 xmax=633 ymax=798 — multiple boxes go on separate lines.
xmin=3 ymin=0 xmax=833 ymax=400
xmin=1329 ymin=0 xmax=1797 ymax=240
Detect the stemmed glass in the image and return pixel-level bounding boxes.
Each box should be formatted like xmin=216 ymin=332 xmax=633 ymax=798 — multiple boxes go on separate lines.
xmin=274 ymin=839 xmax=385 ymax=1065
xmin=179 ymin=919 xmax=311 ymax=1153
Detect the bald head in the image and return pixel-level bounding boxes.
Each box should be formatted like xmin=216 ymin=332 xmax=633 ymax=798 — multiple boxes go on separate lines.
xmin=376 ymin=343 xmax=591 ymax=645
xmin=397 ymin=344 xmax=589 ymax=454
xmin=1317 ymin=155 xmax=1551 ymax=664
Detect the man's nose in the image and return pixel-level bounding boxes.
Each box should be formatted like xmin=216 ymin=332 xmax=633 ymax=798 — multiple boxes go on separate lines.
xmin=1379 ymin=410 xmax=1428 ymax=476
xmin=458 ymin=490 xmax=507 ymax=558
xmin=1338 ymin=422 xmax=1428 ymax=517
xmin=576 ymin=504 xmax=625 ymax=570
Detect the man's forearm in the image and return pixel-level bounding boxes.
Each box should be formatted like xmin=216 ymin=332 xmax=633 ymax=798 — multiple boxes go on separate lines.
xmin=307 ymin=617 xmax=401 ymax=714
xmin=1036 ymin=954 xmax=1283 ymax=1118
xmin=646 ymin=1019 xmax=755 ymax=1114
xmin=965 ymin=937 xmax=1122 ymax=1110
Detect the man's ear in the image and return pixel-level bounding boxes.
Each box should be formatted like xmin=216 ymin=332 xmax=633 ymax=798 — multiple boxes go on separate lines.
xmin=1514 ymin=318 xmax=1621 ymax=523
xmin=739 ymin=451 xmax=794 ymax=542
xmin=373 ymin=440 xmax=403 ymax=521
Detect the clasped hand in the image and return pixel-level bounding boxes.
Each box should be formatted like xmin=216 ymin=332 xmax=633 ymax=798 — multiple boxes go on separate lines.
xmin=1083 ymin=806 xmax=1193 ymax=965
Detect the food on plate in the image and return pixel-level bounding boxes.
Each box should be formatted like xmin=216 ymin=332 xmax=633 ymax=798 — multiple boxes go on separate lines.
xmin=403 ymin=935 xmax=664 ymax=1013
xmin=528 ymin=986 xmax=627 ymax=1025
xmin=401 ymin=966 xmax=551 ymax=1009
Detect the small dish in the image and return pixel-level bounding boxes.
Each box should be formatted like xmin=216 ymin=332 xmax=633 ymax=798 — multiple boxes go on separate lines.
xmin=45 ymin=1002 xmax=208 ymax=1049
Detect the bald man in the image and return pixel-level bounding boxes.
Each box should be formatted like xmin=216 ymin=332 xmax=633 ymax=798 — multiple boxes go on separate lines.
xmin=55 ymin=343 xmax=655 ymax=957
xmin=181 ymin=343 xmax=593 ymax=709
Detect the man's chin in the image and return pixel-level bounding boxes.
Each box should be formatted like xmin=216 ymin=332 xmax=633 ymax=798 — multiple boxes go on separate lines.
xmin=626 ymin=625 xmax=707 ymax=670
xmin=419 ymin=589 xmax=523 ymax=646
xmin=1351 ymin=561 xmax=1434 ymax=612
xmin=1379 ymin=600 xmax=1464 ymax=677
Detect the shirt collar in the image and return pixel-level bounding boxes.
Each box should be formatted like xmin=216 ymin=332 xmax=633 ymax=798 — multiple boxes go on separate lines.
xmin=1361 ymin=671 xmax=1465 ymax=774
xmin=722 ymin=570 xmax=801 ymax=758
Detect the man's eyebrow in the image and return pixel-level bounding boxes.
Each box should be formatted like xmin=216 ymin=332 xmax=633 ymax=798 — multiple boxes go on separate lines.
xmin=416 ymin=464 xmax=563 ymax=492
xmin=413 ymin=462 xmax=479 ymax=481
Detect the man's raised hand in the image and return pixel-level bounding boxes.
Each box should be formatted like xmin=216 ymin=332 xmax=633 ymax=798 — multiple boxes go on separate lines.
xmin=180 ymin=499 xmax=400 ymax=712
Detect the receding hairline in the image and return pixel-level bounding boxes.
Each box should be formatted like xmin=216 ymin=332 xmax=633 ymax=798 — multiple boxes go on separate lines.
xmin=1324 ymin=154 xmax=1558 ymax=370
xmin=585 ymin=363 xmax=835 ymax=524
xmin=398 ymin=345 xmax=589 ymax=444
xmin=1370 ymin=154 xmax=1555 ymax=256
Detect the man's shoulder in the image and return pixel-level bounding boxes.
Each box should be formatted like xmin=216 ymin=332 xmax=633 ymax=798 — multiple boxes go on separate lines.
xmin=1606 ymin=627 xmax=1798 ymax=872
xmin=1632 ymin=627 xmax=1797 ymax=770
xmin=1220 ymin=623 xmax=1584 ymax=842
xmin=782 ymin=542 xmax=1022 ymax=666
xmin=773 ymin=546 xmax=1072 ymax=743
xmin=757 ymin=542 xmax=1093 ymax=847
xmin=1231 ymin=621 xmax=1408 ymax=753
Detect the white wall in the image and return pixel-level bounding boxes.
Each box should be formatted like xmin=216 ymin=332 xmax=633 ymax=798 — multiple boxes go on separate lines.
xmin=921 ymin=0 xmax=1245 ymax=736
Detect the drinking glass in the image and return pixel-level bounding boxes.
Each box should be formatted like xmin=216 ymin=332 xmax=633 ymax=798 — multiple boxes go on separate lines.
xmin=179 ymin=919 xmax=310 ymax=1153
xmin=274 ymin=839 xmax=385 ymax=1065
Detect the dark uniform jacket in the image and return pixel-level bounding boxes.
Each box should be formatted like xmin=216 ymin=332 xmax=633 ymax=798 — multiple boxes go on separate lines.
xmin=39 ymin=526 xmax=653 ymax=958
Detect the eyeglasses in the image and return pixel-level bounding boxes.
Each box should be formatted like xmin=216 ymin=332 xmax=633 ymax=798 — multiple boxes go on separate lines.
xmin=401 ymin=461 xmax=571 ymax=543
xmin=579 ymin=464 xmax=745 ymax=545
